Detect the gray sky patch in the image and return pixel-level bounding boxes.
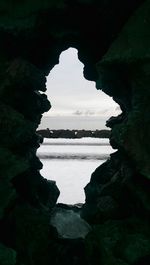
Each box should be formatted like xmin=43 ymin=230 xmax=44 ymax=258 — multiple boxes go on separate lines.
xmin=39 ymin=48 xmax=121 ymax=129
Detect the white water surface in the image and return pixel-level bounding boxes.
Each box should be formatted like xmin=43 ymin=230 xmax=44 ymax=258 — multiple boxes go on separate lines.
xmin=37 ymin=138 xmax=114 ymax=204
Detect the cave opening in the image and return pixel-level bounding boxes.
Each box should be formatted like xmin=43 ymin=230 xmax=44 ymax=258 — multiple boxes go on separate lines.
xmin=1 ymin=1 xmax=150 ymax=264
xmin=37 ymin=47 xmax=121 ymax=204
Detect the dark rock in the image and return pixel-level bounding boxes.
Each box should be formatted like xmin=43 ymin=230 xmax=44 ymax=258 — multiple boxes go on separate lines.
xmin=12 ymin=170 xmax=60 ymax=209
xmin=0 ymin=0 xmax=150 ymax=264
xmin=134 ymin=255 xmax=150 ymax=265
xmin=38 ymin=179 xmax=60 ymax=208
xmin=50 ymin=207 xmax=91 ymax=239
xmin=0 ymin=244 xmax=16 ymax=265
xmin=81 ymin=151 xmax=148 ymax=223
xmin=85 ymin=218 xmax=150 ymax=265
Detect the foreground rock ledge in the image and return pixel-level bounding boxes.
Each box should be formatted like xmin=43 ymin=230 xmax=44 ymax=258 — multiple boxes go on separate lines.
xmin=50 ymin=207 xmax=91 ymax=239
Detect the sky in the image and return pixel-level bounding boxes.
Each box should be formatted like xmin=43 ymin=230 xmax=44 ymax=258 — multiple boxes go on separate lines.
xmin=39 ymin=48 xmax=120 ymax=130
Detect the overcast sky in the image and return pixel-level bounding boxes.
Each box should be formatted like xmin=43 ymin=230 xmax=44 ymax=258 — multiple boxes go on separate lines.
xmin=39 ymin=48 xmax=120 ymax=130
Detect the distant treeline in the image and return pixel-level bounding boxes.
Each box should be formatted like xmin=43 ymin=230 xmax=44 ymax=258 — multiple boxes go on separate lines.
xmin=37 ymin=128 xmax=111 ymax=138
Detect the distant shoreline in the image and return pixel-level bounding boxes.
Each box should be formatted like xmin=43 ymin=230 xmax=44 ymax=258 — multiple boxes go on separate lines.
xmin=37 ymin=128 xmax=111 ymax=139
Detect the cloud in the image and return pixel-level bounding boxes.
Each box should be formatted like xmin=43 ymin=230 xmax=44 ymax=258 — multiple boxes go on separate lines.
xmin=73 ymin=110 xmax=83 ymax=116
xmin=45 ymin=48 xmax=120 ymax=119
xmin=73 ymin=110 xmax=95 ymax=116
xmin=85 ymin=110 xmax=95 ymax=116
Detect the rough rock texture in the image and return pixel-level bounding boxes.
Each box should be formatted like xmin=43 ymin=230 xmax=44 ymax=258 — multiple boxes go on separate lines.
xmin=50 ymin=207 xmax=91 ymax=239
xmin=0 ymin=0 xmax=150 ymax=265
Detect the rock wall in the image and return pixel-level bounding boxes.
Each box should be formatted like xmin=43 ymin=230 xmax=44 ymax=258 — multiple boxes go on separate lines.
xmin=0 ymin=0 xmax=150 ymax=265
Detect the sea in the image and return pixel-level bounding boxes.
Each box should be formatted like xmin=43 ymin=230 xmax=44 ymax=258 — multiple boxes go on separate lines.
xmin=37 ymin=138 xmax=114 ymax=204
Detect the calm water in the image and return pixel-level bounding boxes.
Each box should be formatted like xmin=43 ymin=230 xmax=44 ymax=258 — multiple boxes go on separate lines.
xmin=37 ymin=138 xmax=114 ymax=204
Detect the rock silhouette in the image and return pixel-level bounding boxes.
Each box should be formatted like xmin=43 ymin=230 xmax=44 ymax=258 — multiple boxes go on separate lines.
xmin=0 ymin=0 xmax=150 ymax=265
xmin=37 ymin=129 xmax=111 ymax=139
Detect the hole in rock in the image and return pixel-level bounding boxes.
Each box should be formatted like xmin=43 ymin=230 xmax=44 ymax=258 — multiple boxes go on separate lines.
xmin=37 ymin=48 xmax=121 ymax=205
